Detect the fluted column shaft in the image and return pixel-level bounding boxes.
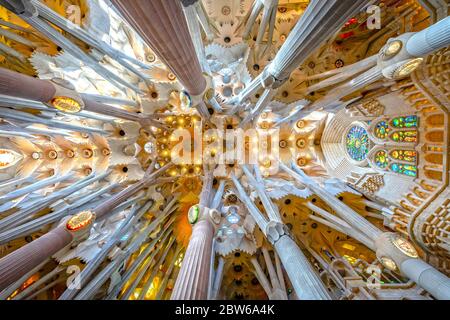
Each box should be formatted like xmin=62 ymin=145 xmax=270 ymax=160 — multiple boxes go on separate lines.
xmin=268 ymin=0 xmax=367 ymax=81
xmin=111 ymin=0 xmax=206 ymax=96
xmin=232 ymin=172 xmax=328 ymax=299
xmin=250 ymin=257 xmax=273 ymax=297
xmin=243 ymin=0 xmax=264 ymax=40
xmin=0 ymin=165 xmax=171 ymax=293
xmin=0 ymin=226 xmax=73 ymax=291
xmin=238 ymin=0 xmax=367 ymax=102
xmin=83 ymin=99 xmax=162 ymax=127
xmin=283 ymin=66 xmax=383 ymax=125
xmin=171 ymin=168 xmax=215 ymax=299
xmin=0 ymin=67 xmax=55 ymax=102
xmin=274 ymin=235 xmax=331 ymax=300
xmin=283 ymin=163 xmax=450 ymax=299
xmin=182 ymin=3 xmax=210 ymax=74
xmin=171 ymin=219 xmax=215 ymax=299
xmin=401 ymin=259 xmax=450 ymax=300
xmin=308 ymin=185 xmax=384 ymax=241
xmin=375 ymin=232 xmax=450 ymax=300
xmin=406 ymin=16 xmax=450 ymax=57
xmin=304 ymin=55 xmax=378 ymax=94
xmin=0 ymin=67 xmax=155 ymax=125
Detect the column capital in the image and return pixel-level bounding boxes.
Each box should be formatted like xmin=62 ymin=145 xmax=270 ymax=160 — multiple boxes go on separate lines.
xmin=262 ymin=67 xmax=288 ymax=90
xmin=265 ymin=221 xmax=291 ymax=245
xmin=181 ymin=73 xmax=215 ymax=108
xmin=374 ymin=232 xmax=419 ymax=273
xmin=188 ymin=204 xmax=221 ymax=226
xmin=62 ymin=210 xmax=97 ymax=244
xmin=48 ymin=78 xmax=85 ymax=113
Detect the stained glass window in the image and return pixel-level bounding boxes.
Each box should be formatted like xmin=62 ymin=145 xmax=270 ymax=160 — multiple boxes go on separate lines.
xmin=391 ymin=115 xmax=418 ymax=128
xmin=391 ymin=130 xmax=417 ymax=143
xmin=390 ymin=150 xmax=417 ymax=162
xmin=374 ymin=150 xmax=389 ymax=169
xmin=390 ymin=163 xmax=417 ymax=177
xmin=346 ymin=126 xmax=370 ymax=161
xmin=374 ymin=121 xmax=390 ymax=140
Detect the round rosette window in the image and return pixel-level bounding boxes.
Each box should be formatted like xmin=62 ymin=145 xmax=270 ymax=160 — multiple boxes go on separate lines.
xmin=345 ymin=125 xmax=371 ymax=163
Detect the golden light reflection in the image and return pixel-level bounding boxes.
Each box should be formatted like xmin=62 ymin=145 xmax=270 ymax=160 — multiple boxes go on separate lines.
xmin=66 ymin=210 xmax=95 ymax=232
xmin=131 ymin=277 xmax=160 ymax=300
xmin=0 ymin=149 xmax=22 ymax=169
xmin=51 ymin=96 xmax=82 ymax=113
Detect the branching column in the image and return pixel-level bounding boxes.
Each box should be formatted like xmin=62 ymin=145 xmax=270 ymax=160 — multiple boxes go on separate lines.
xmin=171 ymin=169 xmax=216 ymax=299
xmin=0 ymin=226 xmax=73 ymax=291
xmin=237 ymin=0 xmax=367 ymax=104
xmin=0 ymin=164 xmax=171 ymax=292
xmin=274 ymin=12 xmax=450 ymax=126
xmin=0 ymin=67 xmax=166 ymax=127
xmin=280 ymin=162 xmax=450 ymax=300
xmin=231 ymin=173 xmax=330 ymax=300
xmin=277 ymin=66 xmax=384 ymax=125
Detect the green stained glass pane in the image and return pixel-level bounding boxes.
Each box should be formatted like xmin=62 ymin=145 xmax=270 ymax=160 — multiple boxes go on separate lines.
xmin=391 ymin=115 xmax=418 ymax=128
xmin=375 ymin=150 xmax=389 ymax=169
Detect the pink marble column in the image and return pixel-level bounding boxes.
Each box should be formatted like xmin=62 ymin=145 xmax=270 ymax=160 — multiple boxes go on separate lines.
xmin=0 ymin=226 xmax=73 ymax=291
xmin=0 ymin=67 xmax=166 ymax=126
xmin=0 ymin=164 xmax=172 ymax=292
xmin=110 ymin=0 xmax=206 ymax=96
xmin=171 ymin=219 xmax=215 ymax=299
xmin=171 ymin=170 xmax=215 ymax=299
xmin=0 ymin=67 xmax=55 ymax=102
xmin=83 ymin=99 xmax=167 ymax=129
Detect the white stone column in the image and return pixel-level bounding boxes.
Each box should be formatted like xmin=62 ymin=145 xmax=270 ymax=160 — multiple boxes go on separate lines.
xmin=170 ymin=219 xmax=215 ymax=299
xmin=242 ymin=165 xmax=282 ymax=221
xmin=243 ymin=0 xmax=264 ymax=40
xmin=375 ymin=233 xmax=450 ymax=300
xmin=256 ymin=0 xmax=279 ymax=45
xmin=277 ymin=66 xmax=384 ymax=125
xmin=401 ymin=259 xmax=450 ymax=300
xmin=272 ymin=229 xmax=331 ymax=300
xmin=281 ymin=162 xmax=450 ymax=300
xmin=250 ymin=257 xmax=273 ymax=296
xmin=195 ymin=1 xmax=215 ymax=41
xmin=232 ymin=174 xmax=330 ymax=300
xmin=182 ymin=1 xmax=211 ymax=74
xmin=239 ymin=88 xmax=277 ymax=127
xmin=111 ymin=0 xmax=206 ymax=96
xmin=406 ymin=16 xmax=450 ymax=57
